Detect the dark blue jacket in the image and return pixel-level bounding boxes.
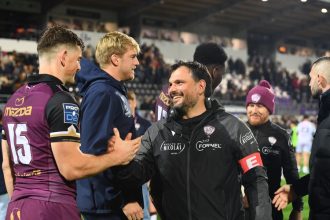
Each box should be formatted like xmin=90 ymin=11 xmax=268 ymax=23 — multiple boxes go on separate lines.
xmin=135 ymin=113 xmax=151 ymax=137
xmin=76 ymin=58 xmax=137 ymax=215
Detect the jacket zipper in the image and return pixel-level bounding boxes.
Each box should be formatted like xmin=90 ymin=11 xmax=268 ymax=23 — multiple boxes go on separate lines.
xmin=186 ymin=111 xmax=215 ymax=220
xmin=187 ymin=140 xmax=192 ymax=220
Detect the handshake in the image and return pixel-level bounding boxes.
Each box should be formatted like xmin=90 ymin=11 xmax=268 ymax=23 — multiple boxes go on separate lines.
xmin=106 ymin=128 xmax=142 ymax=165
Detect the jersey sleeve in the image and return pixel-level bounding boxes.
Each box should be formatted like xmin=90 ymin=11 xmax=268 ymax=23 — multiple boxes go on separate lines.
xmin=223 ymin=116 xmax=272 ymax=220
xmin=281 ymin=131 xmax=303 ymax=211
xmin=46 ymin=91 xmax=80 ymax=143
xmin=155 ymin=85 xmax=170 ymax=121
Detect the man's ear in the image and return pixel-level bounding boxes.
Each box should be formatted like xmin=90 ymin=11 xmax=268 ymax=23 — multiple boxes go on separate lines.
xmin=199 ymin=79 xmax=207 ymax=96
xmin=318 ymin=74 xmax=327 ymax=89
xmin=110 ymin=54 xmax=119 ymax=66
xmin=59 ymin=49 xmax=67 ymax=67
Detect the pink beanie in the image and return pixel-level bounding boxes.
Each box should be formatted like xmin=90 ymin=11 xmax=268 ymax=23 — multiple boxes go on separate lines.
xmin=246 ymin=80 xmax=275 ymax=114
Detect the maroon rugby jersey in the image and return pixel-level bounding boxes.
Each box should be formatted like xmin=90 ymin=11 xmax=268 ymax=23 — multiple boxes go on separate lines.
xmin=155 ymin=85 xmax=171 ymax=121
xmin=1 ymin=74 xmax=80 ymax=205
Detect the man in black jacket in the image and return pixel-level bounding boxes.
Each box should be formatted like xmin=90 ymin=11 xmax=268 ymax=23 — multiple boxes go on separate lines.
xmin=115 ymin=61 xmax=272 ymax=220
xmin=273 ymin=56 xmax=330 ymax=220
xmin=245 ymin=80 xmax=302 ymax=220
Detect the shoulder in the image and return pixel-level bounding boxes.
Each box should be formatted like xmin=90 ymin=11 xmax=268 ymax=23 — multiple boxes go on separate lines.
xmin=270 ymin=122 xmax=291 ymax=140
xmin=215 ymin=111 xmax=248 ymax=127
xmin=87 ymin=80 xmax=117 ymax=95
xmin=48 ymin=90 xmax=78 ymax=106
xmin=84 ymin=82 xmax=123 ymax=104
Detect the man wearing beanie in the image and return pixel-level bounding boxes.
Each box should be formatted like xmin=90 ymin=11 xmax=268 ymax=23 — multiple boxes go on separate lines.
xmin=155 ymin=42 xmax=227 ymax=120
xmin=244 ymin=80 xmax=302 ymax=220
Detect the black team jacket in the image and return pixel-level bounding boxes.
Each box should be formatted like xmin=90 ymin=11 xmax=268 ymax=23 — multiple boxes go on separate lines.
xmin=115 ymin=101 xmax=272 ymax=220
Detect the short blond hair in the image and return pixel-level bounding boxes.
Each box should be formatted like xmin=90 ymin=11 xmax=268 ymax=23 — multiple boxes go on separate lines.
xmin=95 ymin=31 xmax=140 ymax=68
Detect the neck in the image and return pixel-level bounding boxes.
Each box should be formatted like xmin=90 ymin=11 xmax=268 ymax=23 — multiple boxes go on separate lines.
xmin=38 ymin=61 xmax=64 ymax=84
xmin=322 ymin=85 xmax=330 ymax=94
xmin=183 ymin=102 xmax=207 ymax=119
xmin=102 ymin=65 xmax=122 ymax=81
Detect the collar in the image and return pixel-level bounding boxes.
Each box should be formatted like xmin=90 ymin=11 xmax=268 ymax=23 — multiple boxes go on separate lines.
xmin=318 ymin=89 xmax=330 ymax=124
xmin=248 ymin=120 xmax=271 ymax=130
xmin=27 ymin=74 xmax=68 ymax=91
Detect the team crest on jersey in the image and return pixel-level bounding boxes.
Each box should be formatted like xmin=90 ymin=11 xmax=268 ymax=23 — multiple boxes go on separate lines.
xmin=268 ymin=136 xmax=277 ymax=146
xmin=63 ymin=103 xmax=79 ymax=125
xmin=15 ymin=97 xmax=25 ymax=106
xmin=251 ymin=93 xmax=261 ymax=103
xmin=203 ymin=125 xmax=215 ymax=137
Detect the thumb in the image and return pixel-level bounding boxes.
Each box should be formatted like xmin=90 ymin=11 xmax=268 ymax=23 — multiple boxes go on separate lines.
xmin=274 ymin=186 xmax=284 ymax=194
xmin=113 ymin=128 xmax=122 ymax=141
xmin=125 ymin=132 xmax=132 ymax=140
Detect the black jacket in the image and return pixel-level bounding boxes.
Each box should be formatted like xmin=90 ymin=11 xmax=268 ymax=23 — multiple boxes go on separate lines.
xmin=116 ymin=101 xmax=272 ymax=220
xmin=248 ymin=120 xmax=302 ymax=220
xmin=293 ymin=89 xmax=330 ymax=219
xmin=294 ymin=90 xmax=330 ymax=220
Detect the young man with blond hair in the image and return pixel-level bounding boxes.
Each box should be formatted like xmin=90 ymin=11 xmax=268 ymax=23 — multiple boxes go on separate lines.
xmin=76 ymin=31 xmax=143 ymax=220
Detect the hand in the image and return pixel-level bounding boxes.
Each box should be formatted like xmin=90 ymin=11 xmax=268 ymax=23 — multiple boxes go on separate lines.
xmin=110 ymin=128 xmax=141 ymax=165
xmin=149 ymin=196 xmax=157 ymax=215
xmin=122 ymin=202 xmax=144 ymax=220
xmin=242 ymin=195 xmax=249 ymax=208
xmin=108 ymin=132 xmax=132 ymax=153
xmin=272 ymin=184 xmax=292 ymax=210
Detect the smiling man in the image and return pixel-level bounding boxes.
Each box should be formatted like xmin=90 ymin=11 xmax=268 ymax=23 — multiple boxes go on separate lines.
xmin=115 ymin=61 xmax=272 ymax=220
xmin=245 ymin=80 xmax=302 ymax=220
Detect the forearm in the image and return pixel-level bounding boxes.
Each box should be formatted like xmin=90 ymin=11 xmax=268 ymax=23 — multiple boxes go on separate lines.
xmin=3 ymin=165 xmax=14 ymax=197
xmin=292 ymin=174 xmax=309 ymax=197
xmin=2 ymin=140 xmax=14 ymax=197
xmin=243 ymin=166 xmax=272 ymax=220
xmin=115 ymin=161 xmax=149 ymax=189
xmin=64 ymin=152 xmax=122 ymax=180
xmin=52 ymin=142 xmax=120 ymax=181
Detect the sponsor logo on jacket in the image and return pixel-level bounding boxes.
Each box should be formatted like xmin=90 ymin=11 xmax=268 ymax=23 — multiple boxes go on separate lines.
xmin=196 ymin=139 xmax=221 ymax=151
xmin=261 ymin=146 xmax=280 ymax=155
xmin=160 ymin=141 xmax=185 ymax=155
xmin=240 ymin=132 xmax=254 ymax=145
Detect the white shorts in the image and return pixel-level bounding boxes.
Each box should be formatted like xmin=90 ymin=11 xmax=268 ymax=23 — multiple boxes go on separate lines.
xmin=296 ymin=142 xmax=312 ymax=153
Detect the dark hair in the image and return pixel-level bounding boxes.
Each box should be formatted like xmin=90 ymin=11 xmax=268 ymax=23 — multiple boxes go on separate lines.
xmin=37 ymin=25 xmax=84 ymax=55
xmin=170 ymin=61 xmax=212 ymax=97
xmin=313 ymin=56 xmax=330 ymax=65
xmin=193 ymin=42 xmax=228 ymax=66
